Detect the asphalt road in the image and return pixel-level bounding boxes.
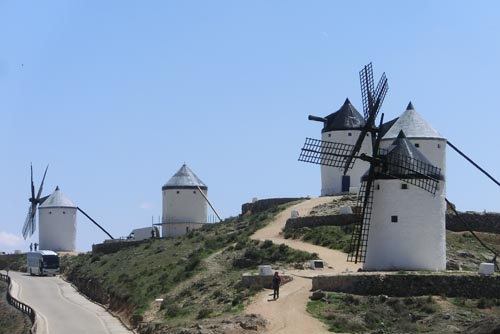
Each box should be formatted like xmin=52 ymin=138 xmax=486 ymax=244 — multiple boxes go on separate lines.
xmin=5 ymin=271 xmax=132 ymax=334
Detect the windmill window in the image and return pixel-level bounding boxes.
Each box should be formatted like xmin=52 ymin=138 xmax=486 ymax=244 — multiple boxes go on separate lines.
xmin=328 ymin=133 xmax=331 ymax=137
xmin=348 ymin=132 xmax=352 ymax=136
xmin=193 ymin=191 xmax=196 ymax=194
xmin=63 ymin=211 xmax=66 ymax=214
xmin=49 ymin=211 xmax=52 ymax=214
xmin=376 ymin=184 xmax=380 ymax=190
xmin=414 ymin=143 xmax=420 ymax=148
xmin=401 ymin=184 xmax=408 ymax=190
xmin=391 ymin=215 xmax=398 ymax=223
xmin=176 ymin=191 xmax=180 ymax=194
xmin=437 ymin=144 xmax=441 ymax=148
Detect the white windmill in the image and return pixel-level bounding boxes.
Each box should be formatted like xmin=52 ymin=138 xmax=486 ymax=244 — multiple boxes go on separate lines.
xmin=308 ymin=98 xmax=372 ymax=196
xmin=380 ymin=102 xmax=446 ymax=172
xmin=38 ymin=186 xmax=77 ymax=251
xmin=162 ymin=164 xmax=209 ymax=237
xmin=22 ymin=165 xmax=114 ymax=251
xmin=299 ymin=63 xmax=446 ymax=271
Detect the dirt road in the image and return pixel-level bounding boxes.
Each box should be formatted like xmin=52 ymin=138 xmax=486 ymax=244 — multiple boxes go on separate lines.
xmin=246 ymin=197 xmax=361 ymax=334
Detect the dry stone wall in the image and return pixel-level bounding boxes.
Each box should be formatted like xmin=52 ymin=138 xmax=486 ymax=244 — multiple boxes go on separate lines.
xmin=241 ymin=198 xmax=308 ymax=215
xmin=446 ymin=212 xmax=500 ymax=234
xmin=312 ymin=273 xmax=500 ymax=298
xmin=284 ymin=212 xmax=500 ymax=234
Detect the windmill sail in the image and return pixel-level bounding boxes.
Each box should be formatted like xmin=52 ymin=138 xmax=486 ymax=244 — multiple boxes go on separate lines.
xmin=22 ymin=164 xmax=49 ymax=239
xmin=22 ymin=205 xmax=36 ymax=239
xmin=298 ymin=138 xmax=356 ymax=169
xmin=347 ymin=180 xmax=374 ymax=263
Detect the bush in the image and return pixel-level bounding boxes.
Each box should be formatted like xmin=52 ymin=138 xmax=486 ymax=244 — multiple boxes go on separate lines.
xmin=477 ymin=298 xmax=495 ymax=309
xmin=196 ymin=308 xmax=212 ymax=319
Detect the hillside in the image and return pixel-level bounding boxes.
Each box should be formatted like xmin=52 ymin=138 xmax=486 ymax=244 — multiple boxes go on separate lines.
xmin=2 ymin=196 xmax=499 ymax=333
xmin=61 ymin=199 xmax=316 ymax=332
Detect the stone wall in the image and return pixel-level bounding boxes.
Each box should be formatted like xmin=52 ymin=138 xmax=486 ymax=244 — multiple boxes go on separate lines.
xmin=241 ymin=274 xmax=293 ymax=289
xmin=312 ymin=273 xmax=500 ymax=298
xmin=446 ymin=212 xmax=500 ymax=234
xmin=241 ymin=198 xmax=308 ymax=215
xmin=285 ymin=214 xmax=357 ymax=230
xmin=283 ymin=212 xmax=500 ymax=234
xmin=92 ymin=240 xmax=145 ymax=254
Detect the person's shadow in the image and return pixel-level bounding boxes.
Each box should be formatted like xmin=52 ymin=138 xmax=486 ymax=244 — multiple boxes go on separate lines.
xmin=267 ymin=293 xmax=278 ymax=302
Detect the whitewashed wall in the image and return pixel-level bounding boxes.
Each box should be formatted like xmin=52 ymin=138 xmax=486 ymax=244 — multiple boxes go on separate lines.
xmin=321 ymin=130 xmax=372 ymax=196
xmin=38 ymin=207 xmax=77 ymax=251
xmin=162 ymin=188 xmax=208 ymax=237
xmin=363 ymin=178 xmax=446 ymax=271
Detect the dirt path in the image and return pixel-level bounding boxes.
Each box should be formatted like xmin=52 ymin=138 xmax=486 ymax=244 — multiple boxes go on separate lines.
xmin=245 ymin=197 xmax=361 ymax=334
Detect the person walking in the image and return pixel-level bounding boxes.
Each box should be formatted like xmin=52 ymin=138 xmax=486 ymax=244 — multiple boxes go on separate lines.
xmin=272 ymin=271 xmax=282 ymax=300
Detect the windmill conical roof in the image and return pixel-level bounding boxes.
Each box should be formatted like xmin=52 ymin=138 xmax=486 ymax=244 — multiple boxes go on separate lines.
xmin=162 ymin=164 xmax=207 ymax=190
xmin=382 ymin=102 xmax=444 ymax=140
xmin=322 ymin=98 xmax=366 ymax=132
xmin=39 ymin=186 xmax=76 ymax=208
xmin=375 ymin=131 xmax=442 ymax=180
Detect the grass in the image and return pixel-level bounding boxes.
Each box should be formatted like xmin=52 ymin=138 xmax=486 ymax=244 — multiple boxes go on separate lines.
xmin=308 ymin=293 xmax=442 ymax=333
xmin=285 ymin=225 xmax=354 ymax=253
xmin=61 ymin=199 xmax=315 ymax=325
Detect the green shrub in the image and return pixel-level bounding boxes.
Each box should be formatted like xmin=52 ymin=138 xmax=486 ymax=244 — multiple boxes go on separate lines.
xmin=196 ymin=308 xmax=212 ymax=319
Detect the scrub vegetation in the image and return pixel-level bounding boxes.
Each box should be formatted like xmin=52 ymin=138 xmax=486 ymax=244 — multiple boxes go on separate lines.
xmin=61 ymin=200 xmax=315 ymax=326
xmin=0 ymin=281 xmax=31 ymax=334
xmin=308 ymin=292 xmax=500 ymax=333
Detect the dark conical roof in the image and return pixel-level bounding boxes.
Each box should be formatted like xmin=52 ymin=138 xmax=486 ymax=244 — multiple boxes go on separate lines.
xmin=162 ymin=164 xmax=208 ymax=190
xmin=322 ymin=98 xmax=366 ymax=132
xmin=387 ymin=131 xmax=432 ymax=164
xmin=382 ymin=131 xmax=441 ymax=179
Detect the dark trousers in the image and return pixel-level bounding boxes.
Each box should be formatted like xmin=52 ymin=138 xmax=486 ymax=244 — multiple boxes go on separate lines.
xmin=273 ymin=286 xmax=279 ymax=299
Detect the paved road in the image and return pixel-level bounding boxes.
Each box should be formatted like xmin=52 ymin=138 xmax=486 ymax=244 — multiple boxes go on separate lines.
xmin=4 ymin=271 xmax=132 ymax=334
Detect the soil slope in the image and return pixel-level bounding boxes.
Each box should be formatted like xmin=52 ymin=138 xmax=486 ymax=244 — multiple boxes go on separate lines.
xmin=246 ymin=197 xmax=361 ymax=334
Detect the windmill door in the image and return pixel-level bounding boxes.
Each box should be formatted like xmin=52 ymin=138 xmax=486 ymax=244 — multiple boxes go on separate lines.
xmin=342 ymin=175 xmax=350 ymax=192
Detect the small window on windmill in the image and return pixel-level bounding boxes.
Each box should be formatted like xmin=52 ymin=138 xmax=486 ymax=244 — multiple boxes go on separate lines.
xmin=376 ymin=184 xmax=380 ymax=190
xmin=63 ymin=211 xmax=66 ymax=215
xmin=49 ymin=211 xmax=52 ymax=214
xmin=348 ymin=132 xmax=352 ymax=136
xmin=328 ymin=133 xmax=331 ymax=137
xmin=176 ymin=190 xmax=180 ymax=194
xmin=415 ymin=143 xmax=420 ymax=148
xmin=310 ymin=260 xmax=325 ymax=270
xmin=401 ymin=184 xmax=408 ymax=190
xmin=193 ymin=191 xmax=196 ymax=194
xmin=391 ymin=215 xmax=398 ymax=223
xmin=437 ymin=144 xmax=441 ymax=148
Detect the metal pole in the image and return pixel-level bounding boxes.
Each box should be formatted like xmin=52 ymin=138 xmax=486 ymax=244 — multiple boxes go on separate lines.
xmin=77 ymin=207 xmax=114 ymax=239
xmin=196 ymin=186 xmax=223 ymax=223
xmin=447 ymin=141 xmax=500 ymax=187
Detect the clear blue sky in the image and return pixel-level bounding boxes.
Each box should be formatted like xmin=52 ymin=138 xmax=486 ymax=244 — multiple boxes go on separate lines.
xmin=1 ymin=1 xmax=499 ymax=252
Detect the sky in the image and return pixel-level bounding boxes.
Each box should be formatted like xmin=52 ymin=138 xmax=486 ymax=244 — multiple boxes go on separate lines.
xmin=1 ymin=1 xmax=499 ymax=253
